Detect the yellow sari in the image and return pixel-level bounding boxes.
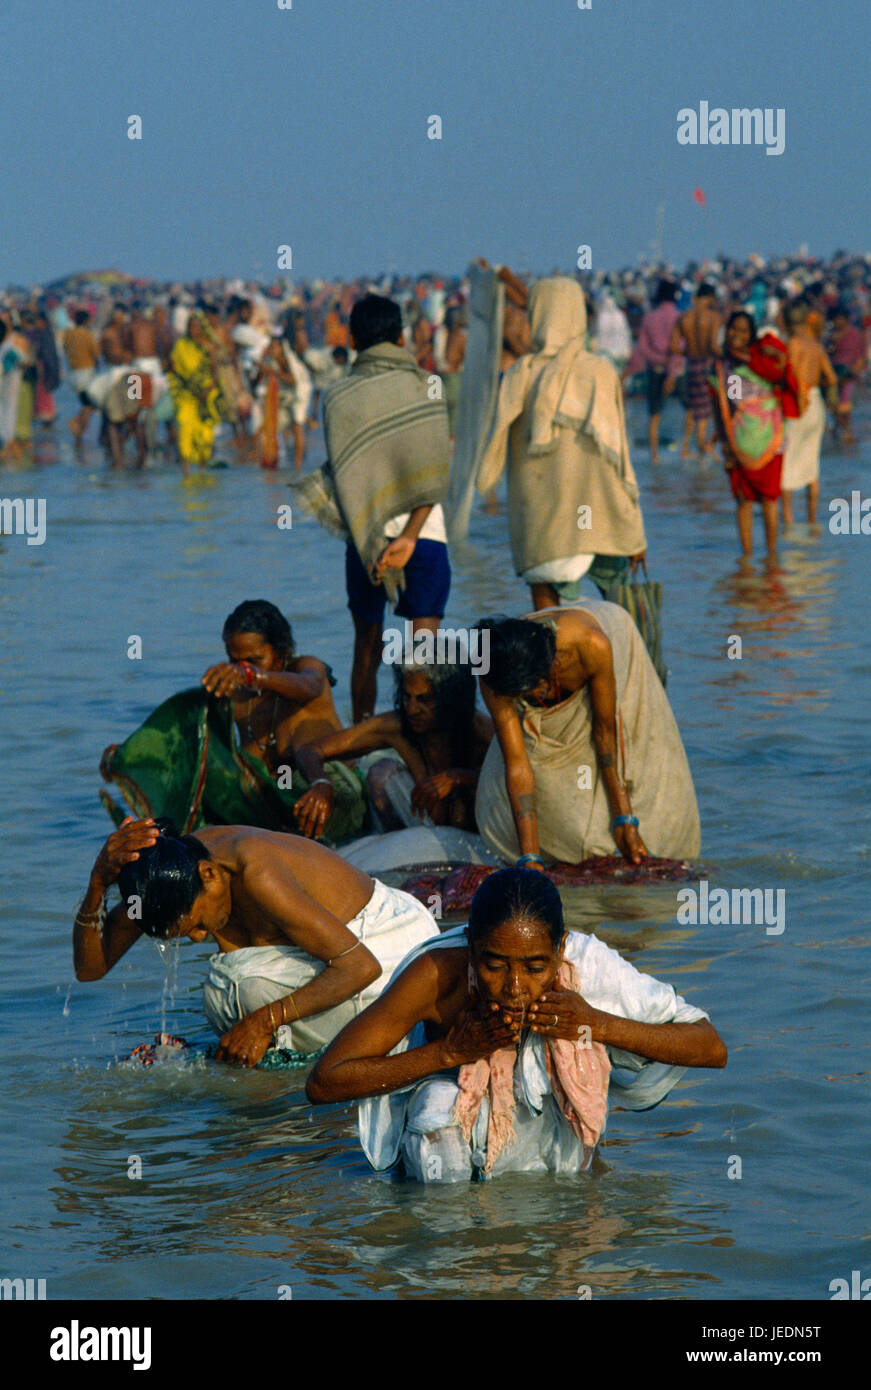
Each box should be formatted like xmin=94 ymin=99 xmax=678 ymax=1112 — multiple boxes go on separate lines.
xmin=168 ymin=332 xmax=222 ymax=464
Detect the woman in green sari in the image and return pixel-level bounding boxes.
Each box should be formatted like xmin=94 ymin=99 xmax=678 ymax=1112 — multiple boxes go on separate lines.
xmin=100 ymin=601 xmax=366 ymax=845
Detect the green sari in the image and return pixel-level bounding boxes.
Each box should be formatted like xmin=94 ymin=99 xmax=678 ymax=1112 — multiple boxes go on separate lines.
xmin=100 ymin=688 xmax=366 ymax=845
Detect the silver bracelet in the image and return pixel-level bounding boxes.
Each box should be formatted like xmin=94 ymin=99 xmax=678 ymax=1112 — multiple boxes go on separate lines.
xmin=310 ymin=777 xmax=331 ymax=788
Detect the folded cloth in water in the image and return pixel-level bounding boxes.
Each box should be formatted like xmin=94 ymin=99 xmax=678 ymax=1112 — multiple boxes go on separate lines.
xmin=401 ymin=855 xmax=695 ymax=915
xmin=100 ymin=687 xmax=365 ymax=846
xmin=202 ymin=877 xmax=437 ymax=1057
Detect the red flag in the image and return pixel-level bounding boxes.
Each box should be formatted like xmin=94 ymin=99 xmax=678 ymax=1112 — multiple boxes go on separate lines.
xmin=692 ymin=188 xmax=706 ymax=206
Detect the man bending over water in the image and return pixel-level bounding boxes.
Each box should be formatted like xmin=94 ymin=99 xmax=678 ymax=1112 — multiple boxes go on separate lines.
xmin=307 ymin=868 xmax=726 ymax=1180
xmin=74 ymin=818 xmax=435 ymax=1066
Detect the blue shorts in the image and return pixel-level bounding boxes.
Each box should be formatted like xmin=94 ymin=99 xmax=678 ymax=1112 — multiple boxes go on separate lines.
xmin=345 ymin=539 xmax=451 ymax=625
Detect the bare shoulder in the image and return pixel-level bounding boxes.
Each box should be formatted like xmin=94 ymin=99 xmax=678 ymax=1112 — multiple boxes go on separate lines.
xmin=396 ymin=945 xmax=466 ymax=1008
xmin=294 ymin=655 xmax=329 ymax=679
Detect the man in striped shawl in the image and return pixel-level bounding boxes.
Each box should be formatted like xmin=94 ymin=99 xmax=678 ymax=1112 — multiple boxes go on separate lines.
xmin=293 ymin=294 xmax=452 ymax=720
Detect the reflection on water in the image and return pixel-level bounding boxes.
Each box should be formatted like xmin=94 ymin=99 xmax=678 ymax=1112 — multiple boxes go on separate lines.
xmin=3 ymin=393 xmax=871 ymax=1298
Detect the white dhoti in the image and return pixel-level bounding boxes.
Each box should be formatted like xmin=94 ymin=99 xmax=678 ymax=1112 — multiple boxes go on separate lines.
xmin=132 ymin=355 xmax=169 ymax=401
xmin=68 ymin=367 xmax=96 ymax=399
xmin=85 ymin=365 xmax=127 ymax=409
xmin=202 ymin=877 xmax=437 ymax=1055
xmin=782 ymin=386 xmax=825 ymax=490
xmin=522 ymin=554 xmax=595 ymax=585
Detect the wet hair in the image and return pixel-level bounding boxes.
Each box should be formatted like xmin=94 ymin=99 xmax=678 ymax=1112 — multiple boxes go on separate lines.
xmin=654 ymin=279 xmax=678 ymax=305
xmin=392 ymin=660 xmax=477 ymax=765
xmin=349 ymin=294 xmax=402 ymax=352
xmin=697 ymin=282 xmax=716 ymax=299
xmin=117 ymin=819 xmax=211 ymax=938
xmin=473 ymin=615 xmax=556 ymax=698
xmin=468 ymin=868 xmax=564 ymax=951
xmin=222 ymin=600 xmax=295 ymax=660
xmin=725 ymin=309 xmax=757 ymax=343
xmin=74 ymin=309 xmax=91 ymax=326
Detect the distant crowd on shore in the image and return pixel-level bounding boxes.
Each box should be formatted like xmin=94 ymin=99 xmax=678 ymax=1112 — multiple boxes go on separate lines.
xmin=1 ymin=250 xmax=867 ymax=482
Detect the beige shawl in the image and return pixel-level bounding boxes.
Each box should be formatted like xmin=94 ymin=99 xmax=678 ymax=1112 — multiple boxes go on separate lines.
xmin=478 ymin=278 xmax=645 ymax=573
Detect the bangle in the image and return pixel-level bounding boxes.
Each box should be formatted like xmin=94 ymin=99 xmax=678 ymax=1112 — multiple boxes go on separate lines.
xmin=516 ymin=853 xmax=545 ymax=868
xmin=75 ymin=895 xmax=107 ymax=938
xmin=285 ymin=992 xmax=301 ymax=1022
xmin=237 ymin=661 xmax=257 ymax=687
xmin=612 ymin=815 xmax=639 ymax=829
xmin=266 ymin=1002 xmax=278 ymax=1038
xmin=310 ymin=778 xmax=331 ymax=789
xmin=327 ymin=938 xmax=363 ymax=966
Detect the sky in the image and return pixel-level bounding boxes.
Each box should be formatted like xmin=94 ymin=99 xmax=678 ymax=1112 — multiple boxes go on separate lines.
xmin=4 ymin=0 xmax=869 ymax=286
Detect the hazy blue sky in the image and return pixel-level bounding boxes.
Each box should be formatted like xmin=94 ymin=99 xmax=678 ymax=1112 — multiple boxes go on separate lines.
xmin=5 ymin=0 xmax=869 ymax=285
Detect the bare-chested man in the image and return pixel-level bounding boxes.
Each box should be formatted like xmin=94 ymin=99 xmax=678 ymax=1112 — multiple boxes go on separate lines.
xmin=781 ymin=300 xmax=843 ymax=526
xmin=667 ymin=283 xmax=721 ymax=459
xmin=63 ymin=309 xmax=100 ymax=439
xmin=100 ymin=304 xmax=131 ymax=366
xmin=127 ymin=301 xmax=158 ymax=361
xmin=73 ymin=818 xmax=435 ymax=1066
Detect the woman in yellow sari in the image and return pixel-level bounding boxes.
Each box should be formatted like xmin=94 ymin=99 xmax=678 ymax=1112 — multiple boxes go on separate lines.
xmin=168 ymin=311 xmax=223 ymax=465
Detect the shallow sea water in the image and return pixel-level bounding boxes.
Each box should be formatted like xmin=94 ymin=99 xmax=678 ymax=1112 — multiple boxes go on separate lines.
xmin=2 ymin=388 xmax=870 ymax=1300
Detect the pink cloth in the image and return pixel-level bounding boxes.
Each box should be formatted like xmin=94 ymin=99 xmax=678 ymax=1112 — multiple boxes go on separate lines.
xmin=452 ymin=957 xmax=611 ymax=1172
xmin=627 ymin=302 xmax=683 ymax=378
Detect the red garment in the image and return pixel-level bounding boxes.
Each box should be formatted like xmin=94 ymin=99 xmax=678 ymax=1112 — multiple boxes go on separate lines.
xmin=729 ymin=453 xmax=783 ymax=502
xmin=748 ymin=334 xmax=800 ymax=419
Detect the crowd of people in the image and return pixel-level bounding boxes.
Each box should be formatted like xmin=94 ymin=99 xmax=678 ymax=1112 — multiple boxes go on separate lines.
xmin=4 ymin=248 xmax=867 ymax=557
xmin=55 ymin=245 xmax=869 ymax=1182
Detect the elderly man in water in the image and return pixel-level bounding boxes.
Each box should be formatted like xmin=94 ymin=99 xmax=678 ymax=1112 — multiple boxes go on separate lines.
xmin=307 ymin=868 xmax=726 ymax=1181
xmin=73 ymin=818 xmax=435 ymax=1065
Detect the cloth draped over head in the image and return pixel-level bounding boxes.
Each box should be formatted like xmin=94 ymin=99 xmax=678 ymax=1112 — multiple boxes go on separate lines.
xmin=291 ymin=342 xmax=450 ymax=602
xmin=476 ymin=277 xmax=645 ymax=574
xmin=479 ymin=277 xmax=637 ymax=482
xmin=453 ymin=954 xmax=611 ymax=1174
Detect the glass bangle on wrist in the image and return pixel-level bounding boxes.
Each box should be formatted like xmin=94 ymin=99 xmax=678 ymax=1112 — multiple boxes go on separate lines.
xmin=612 ymin=815 xmax=639 ymax=829
xmin=516 ymin=853 xmax=545 ymax=868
